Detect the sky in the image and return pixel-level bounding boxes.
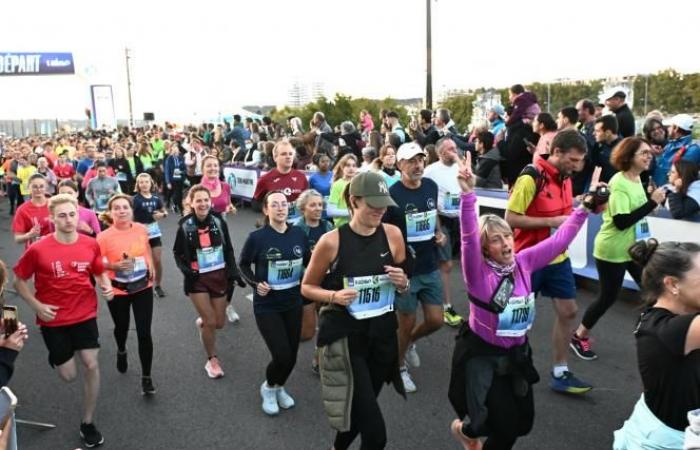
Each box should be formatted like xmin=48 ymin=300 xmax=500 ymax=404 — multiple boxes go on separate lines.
xmin=1 ymin=0 xmax=699 ymax=122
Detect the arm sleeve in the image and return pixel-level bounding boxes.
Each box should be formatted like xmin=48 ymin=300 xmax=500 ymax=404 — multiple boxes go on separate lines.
xmin=612 ymin=200 xmax=657 ymax=230
xmin=163 ymin=157 xmax=173 ymax=184
xmin=459 ymin=192 xmax=486 ymax=289
xmin=475 ymin=158 xmax=498 ymax=180
xmin=12 ymin=247 xmax=36 ymax=280
xmin=87 ymin=211 xmax=101 ymax=235
xmin=506 ymin=176 xmax=536 ymax=214
xmin=667 ymin=192 xmax=700 ymax=220
xmin=172 ymin=226 xmax=194 ymax=276
xmin=238 ymin=235 xmax=257 ymax=287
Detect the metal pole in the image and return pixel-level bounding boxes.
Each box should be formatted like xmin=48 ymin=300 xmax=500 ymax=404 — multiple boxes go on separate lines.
xmin=125 ymin=47 xmax=134 ymax=128
xmin=644 ymin=75 xmax=649 ymax=116
xmin=425 ymin=0 xmax=433 ymax=110
xmin=547 ymin=83 xmax=551 ymax=113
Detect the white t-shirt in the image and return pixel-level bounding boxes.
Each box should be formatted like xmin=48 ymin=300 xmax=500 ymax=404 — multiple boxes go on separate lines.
xmin=424 ymin=160 xmax=461 ymax=218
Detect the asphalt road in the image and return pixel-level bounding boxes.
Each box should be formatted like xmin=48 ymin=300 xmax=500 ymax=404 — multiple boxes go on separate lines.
xmin=0 ymin=200 xmax=644 ymax=450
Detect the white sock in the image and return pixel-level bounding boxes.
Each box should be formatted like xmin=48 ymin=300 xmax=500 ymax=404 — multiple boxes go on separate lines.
xmin=553 ymin=364 xmax=569 ymax=378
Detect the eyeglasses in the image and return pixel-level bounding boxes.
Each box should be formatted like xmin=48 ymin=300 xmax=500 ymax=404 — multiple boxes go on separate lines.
xmin=636 ymin=150 xmax=653 ymax=157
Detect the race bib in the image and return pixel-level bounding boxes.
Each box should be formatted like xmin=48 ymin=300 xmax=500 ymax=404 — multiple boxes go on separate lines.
xmin=114 ymin=256 xmax=148 ymax=283
xmin=196 ymin=246 xmax=225 ymax=273
xmin=441 ymin=192 xmax=461 ymax=214
xmin=405 ymin=210 xmax=437 ymax=242
xmin=344 ymin=274 xmax=395 ymax=320
xmin=147 ymin=222 xmax=161 ymax=239
xmin=495 ymin=293 xmax=536 ymax=337
xmin=172 ymin=168 xmax=182 ymax=180
xmin=267 ymin=258 xmax=303 ymax=290
xmin=635 ymin=218 xmax=650 ymax=241
xmin=95 ymin=194 xmax=109 ymax=212
xmin=117 ymin=171 xmax=128 ymax=182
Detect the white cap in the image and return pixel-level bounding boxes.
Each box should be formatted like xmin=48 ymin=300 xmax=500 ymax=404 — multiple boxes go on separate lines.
xmin=396 ymin=142 xmax=426 ymax=162
xmin=600 ymin=87 xmax=627 ymax=103
xmin=663 ymin=114 xmax=695 ymax=132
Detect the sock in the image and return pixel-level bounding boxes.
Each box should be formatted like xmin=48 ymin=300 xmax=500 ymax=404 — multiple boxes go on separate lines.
xmin=443 ymin=304 xmax=452 ymax=311
xmin=553 ymin=364 xmax=568 ymax=378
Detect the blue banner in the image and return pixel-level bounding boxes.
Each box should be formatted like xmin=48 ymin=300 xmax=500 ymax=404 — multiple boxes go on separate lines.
xmin=0 ymin=52 xmax=75 ymax=76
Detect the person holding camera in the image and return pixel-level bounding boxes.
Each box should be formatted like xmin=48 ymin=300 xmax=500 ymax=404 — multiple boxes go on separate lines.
xmin=572 ymin=137 xmax=667 ymax=361
xmin=449 ymin=152 xmax=604 ymax=450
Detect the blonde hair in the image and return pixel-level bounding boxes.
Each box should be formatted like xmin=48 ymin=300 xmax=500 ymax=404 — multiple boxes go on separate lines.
xmin=48 ymin=193 xmax=78 ymax=215
xmin=296 ymin=189 xmax=323 ymax=214
xmin=134 ymin=173 xmax=156 ymax=193
xmin=272 ymin=139 xmax=294 ymax=159
xmin=99 ymin=194 xmax=133 ymax=225
xmin=333 ymin=154 xmax=358 ymax=182
xmin=478 ymin=214 xmax=513 ymax=257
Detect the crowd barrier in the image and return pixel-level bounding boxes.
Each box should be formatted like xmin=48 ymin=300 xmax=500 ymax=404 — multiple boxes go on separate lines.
xmin=222 ymin=165 xmax=700 ymax=289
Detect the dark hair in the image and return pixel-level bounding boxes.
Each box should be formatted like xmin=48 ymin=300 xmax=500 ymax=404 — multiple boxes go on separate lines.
xmin=94 ymin=160 xmax=107 ymax=169
xmin=595 ymin=115 xmax=619 ymax=135
xmin=642 ymin=118 xmax=666 ymax=141
xmin=425 ymin=144 xmax=438 ymax=165
xmin=28 ymin=173 xmax=47 ymax=184
xmin=387 ymin=133 xmax=402 ymax=149
xmin=579 ymin=99 xmax=595 ymax=115
xmin=260 ymin=190 xmax=287 ymax=226
xmin=536 ymin=113 xmax=557 ymax=132
xmin=673 ymin=160 xmax=699 ymax=196
xmin=610 ymin=137 xmax=650 ymax=172
xmin=510 ymin=84 xmax=525 ymax=95
xmin=419 ymin=109 xmax=432 ymax=123
xmin=559 ymin=107 xmax=579 ymax=126
xmin=58 ymin=179 xmax=78 ymax=192
xmin=476 ymin=131 xmax=494 ymax=151
xmin=386 ymin=111 xmax=399 ymax=119
xmin=233 ymin=114 xmax=242 ymax=123
xmin=551 ymin=129 xmax=587 ymax=155
xmin=629 ymin=239 xmax=700 ymax=305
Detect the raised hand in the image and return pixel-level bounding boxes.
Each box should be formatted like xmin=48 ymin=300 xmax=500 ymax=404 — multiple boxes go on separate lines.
xmin=456 ymin=151 xmax=476 ymax=192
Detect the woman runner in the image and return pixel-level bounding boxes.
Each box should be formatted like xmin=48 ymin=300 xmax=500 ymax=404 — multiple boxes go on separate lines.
xmin=132 ymin=173 xmax=168 ymax=298
xmin=327 ymin=154 xmax=358 ymax=228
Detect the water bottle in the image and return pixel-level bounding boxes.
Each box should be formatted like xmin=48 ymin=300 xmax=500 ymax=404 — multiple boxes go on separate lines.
xmin=686 ymin=409 xmax=700 ymax=450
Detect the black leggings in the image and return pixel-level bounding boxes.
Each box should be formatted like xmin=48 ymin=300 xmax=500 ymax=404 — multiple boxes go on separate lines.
xmin=581 ymin=258 xmax=642 ymax=330
xmin=106 ymin=288 xmax=154 ymax=376
xmin=7 ymin=184 xmax=21 ymax=212
xmin=475 ymin=375 xmax=534 ymax=450
xmin=254 ymin=305 xmax=302 ymax=386
xmin=333 ymin=333 xmax=397 ymax=450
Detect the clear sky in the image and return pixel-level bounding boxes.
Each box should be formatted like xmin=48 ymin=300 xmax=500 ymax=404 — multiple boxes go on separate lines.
xmin=1 ymin=0 xmax=698 ymax=122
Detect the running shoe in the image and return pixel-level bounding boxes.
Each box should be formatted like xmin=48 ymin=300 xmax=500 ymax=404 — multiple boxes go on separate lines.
xmin=443 ymin=306 xmax=464 ymax=327
xmin=117 ymin=351 xmax=128 ymax=374
xmin=450 ymin=419 xmax=483 ymax=450
xmin=80 ymin=422 xmax=105 ymax=448
xmin=205 ymin=357 xmax=224 ymax=379
xmin=550 ymin=371 xmax=592 ymax=394
xmin=570 ymin=334 xmax=598 ymax=360
xmin=141 ymin=376 xmax=156 ymax=396
xmin=400 ymin=367 xmax=417 ymax=393
xmin=276 ymin=386 xmax=295 ymax=409
xmin=311 ymin=358 xmax=320 ymax=376
xmin=405 ymin=343 xmax=420 ymax=368
xmin=154 ymin=286 xmax=167 ymax=298
xmin=260 ymin=382 xmax=280 ymax=416
xmin=226 ymin=304 xmax=240 ymax=323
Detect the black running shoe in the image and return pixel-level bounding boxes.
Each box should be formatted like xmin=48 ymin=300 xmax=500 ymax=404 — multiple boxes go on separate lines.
xmin=80 ymin=422 xmax=104 ymax=448
xmin=142 ymin=376 xmax=156 ymax=396
xmin=154 ymin=286 xmax=167 ymax=298
xmin=117 ymin=351 xmax=128 ymax=373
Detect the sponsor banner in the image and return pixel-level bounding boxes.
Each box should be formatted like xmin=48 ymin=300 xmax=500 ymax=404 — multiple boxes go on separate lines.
xmin=0 ymin=52 xmax=75 ymax=76
xmin=224 ymin=166 xmax=259 ymax=200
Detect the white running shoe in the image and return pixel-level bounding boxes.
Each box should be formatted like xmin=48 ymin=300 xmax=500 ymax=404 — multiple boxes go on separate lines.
xmin=226 ymin=304 xmax=240 ymax=323
xmin=406 ymin=343 xmax=420 ymax=368
xmin=260 ymin=381 xmax=280 ymax=416
xmin=276 ymin=386 xmax=295 ymax=410
xmin=204 ymin=357 xmax=224 ymax=379
xmin=401 ymin=368 xmax=417 ymax=393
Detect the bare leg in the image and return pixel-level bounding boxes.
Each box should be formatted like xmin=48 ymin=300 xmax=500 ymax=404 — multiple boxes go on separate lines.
xmin=552 ymin=298 xmax=577 ymax=366
xmin=77 ymin=349 xmax=100 ymax=424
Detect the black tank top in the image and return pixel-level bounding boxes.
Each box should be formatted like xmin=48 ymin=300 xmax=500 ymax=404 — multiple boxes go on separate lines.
xmin=318 ymin=223 xmax=398 ymax=346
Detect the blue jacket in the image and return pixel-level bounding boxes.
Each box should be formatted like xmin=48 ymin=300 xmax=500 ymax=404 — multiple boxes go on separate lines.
xmin=654 ymin=135 xmax=700 ymax=186
xmin=164 ymin=154 xmax=186 ymax=185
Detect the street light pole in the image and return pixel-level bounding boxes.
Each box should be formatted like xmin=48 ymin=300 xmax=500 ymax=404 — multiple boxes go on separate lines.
xmin=125 ymin=47 xmax=134 ymax=128
xmin=644 ymin=75 xmax=649 ymax=116
xmin=425 ymin=0 xmax=433 ymax=110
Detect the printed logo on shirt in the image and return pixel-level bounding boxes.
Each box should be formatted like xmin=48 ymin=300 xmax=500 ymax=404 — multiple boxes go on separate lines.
xmin=265 ymin=248 xmax=283 ymax=260
xmin=52 ymin=261 xmax=67 ymax=278
xmin=426 ymin=198 xmax=436 ymax=210
xmin=71 ymin=261 xmax=91 ymax=273
xmin=293 ymin=245 xmax=303 ymax=258
xmin=282 ymin=187 xmax=292 ymax=197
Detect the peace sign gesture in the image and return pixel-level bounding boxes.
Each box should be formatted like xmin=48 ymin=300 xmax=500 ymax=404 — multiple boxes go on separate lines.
xmin=456 ymin=151 xmax=476 ymax=193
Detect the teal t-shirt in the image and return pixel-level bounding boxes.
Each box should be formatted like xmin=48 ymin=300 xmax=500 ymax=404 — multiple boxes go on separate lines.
xmin=594 ymin=172 xmax=650 ymax=262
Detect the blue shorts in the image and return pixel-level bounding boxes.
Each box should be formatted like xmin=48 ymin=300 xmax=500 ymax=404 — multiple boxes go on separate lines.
xmin=531 ymin=258 xmax=576 ymax=300
xmin=395 ymin=270 xmax=444 ymax=313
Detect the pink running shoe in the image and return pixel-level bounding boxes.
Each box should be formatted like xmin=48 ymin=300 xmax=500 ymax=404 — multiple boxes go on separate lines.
xmin=205 ymin=357 xmax=224 ymax=379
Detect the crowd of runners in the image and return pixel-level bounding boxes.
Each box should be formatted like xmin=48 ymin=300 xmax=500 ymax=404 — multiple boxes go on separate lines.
xmin=0 ymin=85 xmax=699 ymax=450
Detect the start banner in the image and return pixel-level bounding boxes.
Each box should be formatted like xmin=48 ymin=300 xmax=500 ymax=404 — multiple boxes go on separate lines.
xmin=0 ymin=52 xmax=75 ymax=76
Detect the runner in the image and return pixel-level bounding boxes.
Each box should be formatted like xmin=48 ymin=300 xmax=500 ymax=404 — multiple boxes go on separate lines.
xmin=505 ymin=129 xmax=593 ymax=394
xmin=172 ymin=185 xmax=245 ymax=379
xmin=96 ymin=194 xmax=156 ymax=395
xmin=301 ymin=171 xmax=411 ymax=450
xmin=613 ymin=239 xmax=700 ymax=449
xmin=132 ymin=173 xmax=168 ymax=298
xmin=327 ymin=154 xmax=358 ymax=228
xmin=239 ymin=191 xmax=311 ymax=416
xmin=383 ymin=142 xmax=445 ymax=393
xmin=295 ymin=189 xmax=334 ymax=373
xmin=308 ymin=153 xmax=333 ymax=218
xmin=572 ymin=137 xmax=667 ymax=360
xmin=13 ymin=194 xmax=113 ymax=448
xmin=448 ymin=152 xmax=602 ymax=450
xmin=12 ymin=173 xmax=51 ymax=248
xmin=423 ymin=137 xmax=465 ymax=327
xmin=200 ymin=155 xmax=240 ymax=322
xmin=253 ymin=139 xmax=309 ymax=222
xmin=164 ymin=143 xmax=186 ymax=214
xmin=57 ymin=180 xmax=101 ymax=236
xmin=85 ymin=161 xmax=121 ymax=215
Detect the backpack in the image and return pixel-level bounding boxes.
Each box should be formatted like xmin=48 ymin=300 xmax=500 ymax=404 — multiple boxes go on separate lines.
xmin=510 ymin=164 xmax=546 ymax=196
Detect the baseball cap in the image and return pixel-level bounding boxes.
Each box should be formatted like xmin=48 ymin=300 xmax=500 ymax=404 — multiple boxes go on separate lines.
xmin=602 ymin=88 xmax=627 ymax=101
xmin=396 ymin=142 xmax=426 ymax=162
xmin=489 ymin=104 xmax=505 ymax=117
xmin=349 ymin=171 xmax=397 ymax=208
xmin=663 ymin=114 xmax=695 ymax=132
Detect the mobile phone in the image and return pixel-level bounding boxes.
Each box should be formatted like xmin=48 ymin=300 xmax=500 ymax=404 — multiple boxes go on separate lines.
xmin=2 ymin=306 xmax=18 ymax=337
xmin=523 ymin=138 xmax=535 ymax=149
xmin=490 ymin=276 xmax=514 ymax=313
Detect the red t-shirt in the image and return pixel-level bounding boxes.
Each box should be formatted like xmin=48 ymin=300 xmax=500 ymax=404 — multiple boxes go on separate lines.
xmin=13 ymin=234 xmax=105 ymax=327
xmin=253 ymin=168 xmax=309 ymax=202
xmin=11 ymin=201 xmax=51 ymax=249
xmin=54 ymin=162 xmax=75 ymax=180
